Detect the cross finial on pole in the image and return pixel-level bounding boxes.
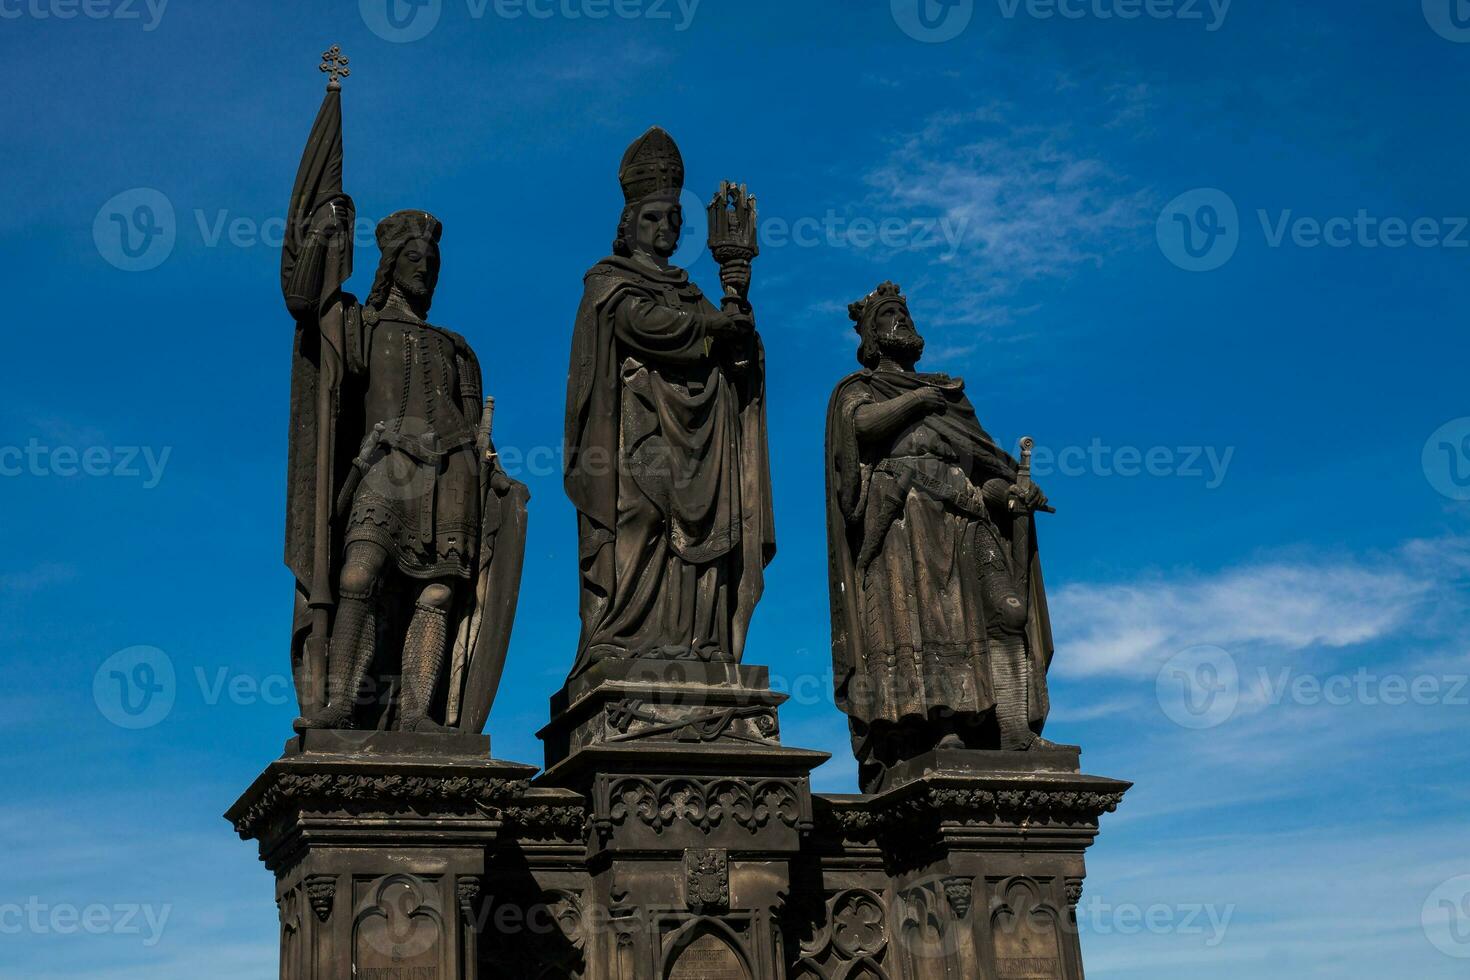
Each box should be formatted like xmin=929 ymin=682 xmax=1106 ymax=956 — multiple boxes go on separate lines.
xmin=319 ymin=44 xmax=350 ymax=91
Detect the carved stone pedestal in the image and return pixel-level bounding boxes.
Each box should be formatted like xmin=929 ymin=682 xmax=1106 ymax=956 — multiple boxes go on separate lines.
xmin=226 ymin=731 xmax=536 ymax=980
xmin=227 ymin=709 xmax=1128 ymax=980
xmin=798 ymin=749 xmax=1130 ymax=980
xmin=537 ymin=659 xmax=830 ymax=980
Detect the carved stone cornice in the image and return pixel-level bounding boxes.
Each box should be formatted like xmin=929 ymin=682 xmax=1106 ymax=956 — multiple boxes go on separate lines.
xmin=500 ymin=801 xmax=590 ymax=837
xmin=229 ymin=771 xmax=529 ymax=841
xmin=816 ymin=776 xmax=1130 ymax=840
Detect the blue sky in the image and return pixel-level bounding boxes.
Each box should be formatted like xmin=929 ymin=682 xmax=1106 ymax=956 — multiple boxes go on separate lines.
xmin=2 ymin=0 xmax=1469 ymax=976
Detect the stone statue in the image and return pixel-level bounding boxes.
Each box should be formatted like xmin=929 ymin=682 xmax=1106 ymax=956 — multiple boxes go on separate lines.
xmin=563 ymin=127 xmax=775 ymax=674
xmin=825 ymin=281 xmax=1058 ymax=790
xmin=280 ymin=48 xmax=528 ymax=734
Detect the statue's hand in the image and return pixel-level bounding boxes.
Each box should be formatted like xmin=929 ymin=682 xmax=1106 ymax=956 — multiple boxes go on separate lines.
xmin=719 ymin=258 xmax=752 ymax=298
xmin=912 ymin=388 xmax=948 ymax=415
xmin=1007 ymin=482 xmax=1048 ymax=515
xmin=709 ymin=310 xmax=755 ymax=340
xmin=309 ymin=200 xmax=352 ymax=239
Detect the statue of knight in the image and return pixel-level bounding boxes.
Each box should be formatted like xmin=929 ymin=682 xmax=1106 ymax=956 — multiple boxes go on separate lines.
xmin=280 ymin=47 xmax=528 ymax=735
xmin=825 ymin=281 xmax=1064 ymax=791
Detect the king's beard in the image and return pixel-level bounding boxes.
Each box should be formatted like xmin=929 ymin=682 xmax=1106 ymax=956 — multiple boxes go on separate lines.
xmin=877 ymin=330 xmax=924 ymax=364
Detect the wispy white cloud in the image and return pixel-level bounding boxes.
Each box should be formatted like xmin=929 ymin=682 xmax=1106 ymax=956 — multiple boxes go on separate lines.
xmin=0 ymin=561 xmax=78 ymax=596
xmin=860 ymin=104 xmax=1154 ymax=327
xmin=1052 ymin=544 xmax=1446 ymax=678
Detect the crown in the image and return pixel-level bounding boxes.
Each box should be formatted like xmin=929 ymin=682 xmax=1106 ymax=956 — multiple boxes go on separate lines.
xmin=619 ymin=126 xmax=685 ymax=204
xmin=848 ymin=281 xmax=908 ymax=331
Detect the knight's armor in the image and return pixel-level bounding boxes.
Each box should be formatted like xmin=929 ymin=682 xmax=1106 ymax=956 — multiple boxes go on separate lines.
xmin=343 ymin=305 xmax=482 ymax=581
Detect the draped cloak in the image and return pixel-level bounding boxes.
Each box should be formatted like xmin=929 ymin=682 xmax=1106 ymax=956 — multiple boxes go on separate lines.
xmin=825 ymin=369 xmax=1053 ymax=778
xmin=564 ymin=254 xmax=775 ymax=674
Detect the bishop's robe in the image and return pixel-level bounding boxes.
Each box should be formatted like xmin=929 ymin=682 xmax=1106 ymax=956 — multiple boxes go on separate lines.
xmin=564 ymin=254 xmax=775 ymax=673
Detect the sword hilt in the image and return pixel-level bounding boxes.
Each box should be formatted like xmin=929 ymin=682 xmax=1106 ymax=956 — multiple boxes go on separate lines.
xmin=1013 ymin=436 xmax=1055 ymax=514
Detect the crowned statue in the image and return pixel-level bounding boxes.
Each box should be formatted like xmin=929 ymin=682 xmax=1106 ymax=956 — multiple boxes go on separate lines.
xmin=563 ymin=127 xmax=775 ymax=674
xmin=280 ymin=51 xmax=528 ymax=735
xmin=825 ymin=282 xmax=1059 ymax=791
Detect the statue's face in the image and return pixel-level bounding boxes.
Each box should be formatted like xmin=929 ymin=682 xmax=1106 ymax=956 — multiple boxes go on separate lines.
xmin=633 ymin=199 xmax=682 ymax=260
xmin=869 ymin=303 xmax=924 ymax=365
xmin=393 ymin=237 xmax=440 ymax=300
xmin=876 ymin=305 xmax=920 ymax=346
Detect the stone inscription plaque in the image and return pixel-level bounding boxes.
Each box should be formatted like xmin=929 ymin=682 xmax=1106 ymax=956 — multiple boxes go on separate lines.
xmin=994 ymin=920 xmax=1062 ymax=980
xmin=668 ymin=932 xmax=749 ymax=980
xmin=355 ymin=878 xmax=442 ymax=980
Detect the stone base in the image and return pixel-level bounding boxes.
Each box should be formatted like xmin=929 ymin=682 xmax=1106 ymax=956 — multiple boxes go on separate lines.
xmin=230 ymin=685 xmax=1130 ymax=980
xmin=539 ymin=658 xmax=791 ymax=771
xmin=226 ymin=732 xmax=537 ymax=980
xmin=534 ymin=657 xmax=830 ymax=980
xmin=802 ymin=752 xmax=1130 ymax=980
